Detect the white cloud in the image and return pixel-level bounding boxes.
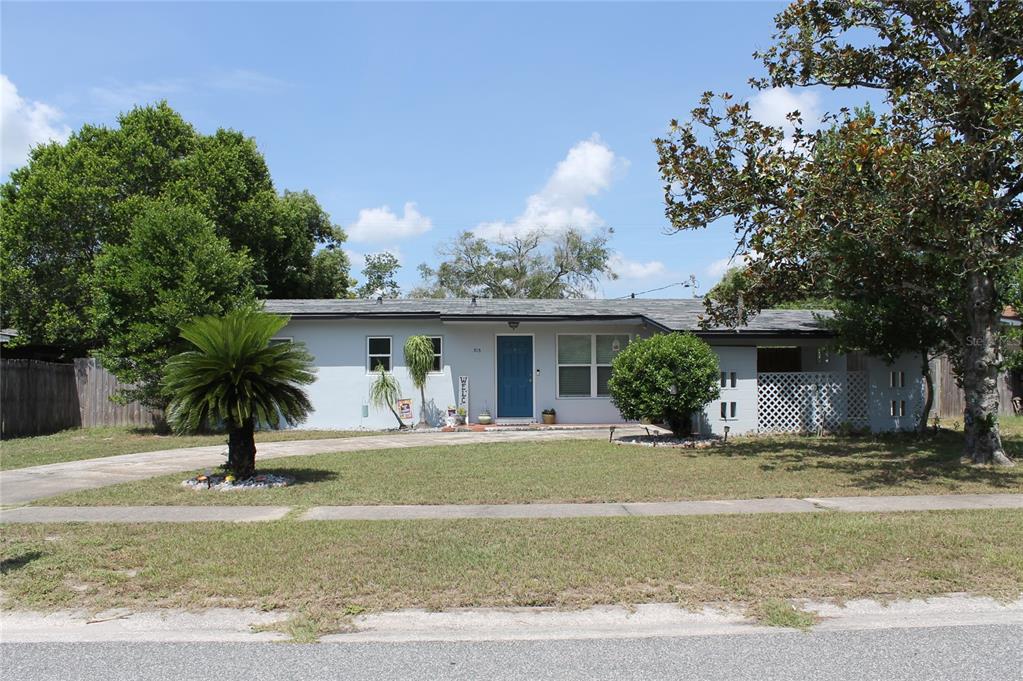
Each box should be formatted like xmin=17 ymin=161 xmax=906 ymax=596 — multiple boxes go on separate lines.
xmin=705 ymin=256 xmax=735 ymax=280
xmin=749 ymin=87 xmax=821 ymax=134
xmin=347 ymin=202 xmax=432 ymax=243
xmin=475 ymin=135 xmax=626 ymax=240
xmin=705 ymin=249 xmax=764 ymax=283
xmin=88 ymin=78 xmax=190 ymax=112
xmin=609 ymin=253 xmax=666 ymax=280
xmin=0 ymin=75 xmax=71 ymax=173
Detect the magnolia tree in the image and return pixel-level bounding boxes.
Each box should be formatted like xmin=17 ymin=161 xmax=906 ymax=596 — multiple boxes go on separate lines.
xmin=607 ymin=333 xmax=720 ymax=437
xmin=656 ymin=1 xmax=1021 ymax=465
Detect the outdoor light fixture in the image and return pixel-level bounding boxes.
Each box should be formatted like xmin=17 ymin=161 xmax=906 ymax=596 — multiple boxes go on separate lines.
xmin=508 ymin=321 xmax=520 ymax=330
xmin=723 ymin=425 xmax=730 ymax=442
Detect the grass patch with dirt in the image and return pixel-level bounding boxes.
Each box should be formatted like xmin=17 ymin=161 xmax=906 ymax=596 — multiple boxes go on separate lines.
xmin=1 ymin=510 xmax=1020 ymax=637
xmin=38 ymin=429 xmax=1023 ymax=507
xmin=0 ymin=427 xmax=371 ymax=471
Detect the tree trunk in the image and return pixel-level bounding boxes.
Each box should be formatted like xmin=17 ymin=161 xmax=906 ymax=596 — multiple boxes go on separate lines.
xmin=227 ymin=418 xmax=257 ymax=478
xmin=665 ymin=412 xmax=692 ymax=437
xmin=417 ymin=385 xmax=429 ymax=429
xmin=388 ymin=404 xmax=407 ymax=430
xmin=918 ymin=351 xmax=933 ymax=433
xmin=961 ymin=270 xmax=1015 ymax=466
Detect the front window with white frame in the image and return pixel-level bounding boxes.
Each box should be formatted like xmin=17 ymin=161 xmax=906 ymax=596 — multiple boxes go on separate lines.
xmin=367 ymin=336 xmax=392 ymax=372
xmin=557 ymin=334 xmax=630 ymax=397
xmin=429 ymin=336 xmax=443 ymax=372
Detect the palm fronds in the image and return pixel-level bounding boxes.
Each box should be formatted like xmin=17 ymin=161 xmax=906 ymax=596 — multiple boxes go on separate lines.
xmin=403 ymin=335 xmax=435 ymax=427
xmin=368 ymin=363 xmax=406 ymax=429
xmin=163 ymin=310 xmax=316 ymax=434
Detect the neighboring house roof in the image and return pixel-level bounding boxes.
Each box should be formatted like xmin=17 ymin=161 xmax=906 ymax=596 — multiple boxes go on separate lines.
xmin=0 ymin=328 xmax=18 ymax=344
xmin=262 ymin=299 xmax=832 ymax=338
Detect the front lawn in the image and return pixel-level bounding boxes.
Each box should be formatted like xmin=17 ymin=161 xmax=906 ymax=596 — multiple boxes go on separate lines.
xmin=40 ymin=430 xmax=1023 ymax=507
xmin=0 ymin=427 xmax=371 ymax=471
xmin=1 ymin=510 xmax=1020 ymax=637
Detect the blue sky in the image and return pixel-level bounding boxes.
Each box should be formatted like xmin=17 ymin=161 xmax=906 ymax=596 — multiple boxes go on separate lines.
xmin=1 ymin=1 xmax=866 ymax=298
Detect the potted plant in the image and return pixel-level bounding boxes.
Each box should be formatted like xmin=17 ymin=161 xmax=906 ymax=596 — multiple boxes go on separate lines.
xmin=455 ymin=406 xmax=467 ymax=426
xmin=477 ymin=408 xmax=493 ymax=425
xmin=542 ymin=408 xmax=556 ymax=425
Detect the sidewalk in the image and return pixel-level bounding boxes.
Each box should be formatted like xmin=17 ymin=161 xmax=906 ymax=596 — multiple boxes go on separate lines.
xmin=0 ymin=427 xmax=620 ymax=505
xmin=3 ymin=493 xmax=1021 ymax=523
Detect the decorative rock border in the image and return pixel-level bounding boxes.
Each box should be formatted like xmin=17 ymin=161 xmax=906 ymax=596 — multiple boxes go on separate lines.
xmin=182 ymin=473 xmax=296 ymax=491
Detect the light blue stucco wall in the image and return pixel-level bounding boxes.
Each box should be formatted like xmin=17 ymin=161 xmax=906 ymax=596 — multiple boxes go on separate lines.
xmin=278 ymin=318 xmax=924 ymax=434
xmin=278 ymin=318 xmax=652 ymax=429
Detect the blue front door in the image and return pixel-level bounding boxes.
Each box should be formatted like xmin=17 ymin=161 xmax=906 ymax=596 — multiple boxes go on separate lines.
xmin=497 ymin=336 xmax=533 ymax=418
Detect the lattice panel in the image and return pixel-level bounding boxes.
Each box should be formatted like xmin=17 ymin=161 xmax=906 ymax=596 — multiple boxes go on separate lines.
xmin=758 ymin=372 xmax=869 ymax=433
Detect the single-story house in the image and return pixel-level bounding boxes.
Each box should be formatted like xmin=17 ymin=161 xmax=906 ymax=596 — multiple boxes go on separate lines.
xmin=263 ymin=298 xmax=925 ymax=434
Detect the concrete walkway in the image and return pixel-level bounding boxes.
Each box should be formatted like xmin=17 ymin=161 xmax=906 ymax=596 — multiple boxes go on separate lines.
xmin=0 ymin=428 xmax=622 ymax=505
xmin=3 ymin=493 xmax=1021 ymax=523
xmin=0 ymin=505 xmax=291 ymax=523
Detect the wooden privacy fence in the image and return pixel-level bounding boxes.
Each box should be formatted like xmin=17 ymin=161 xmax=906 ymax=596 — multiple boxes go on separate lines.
xmin=930 ymin=355 xmax=1020 ymax=420
xmin=1 ymin=358 xmax=159 ymax=437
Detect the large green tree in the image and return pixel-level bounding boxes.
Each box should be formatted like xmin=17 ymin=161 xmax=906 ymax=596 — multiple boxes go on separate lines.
xmin=357 ymin=252 xmax=402 ymax=299
xmin=0 ymin=102 xmax=351 ymax=354
xmin=413 ymin=228 xmax=616 ymax=298
xmin=656 ymin=0 xmax=1021 ymax=465
xmin=91 ymin=200 xmax=256 ymax=408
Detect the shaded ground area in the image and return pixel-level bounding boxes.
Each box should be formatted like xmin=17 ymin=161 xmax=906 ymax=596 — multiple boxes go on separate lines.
xmin=38 ymin=431 xmax=1023 ymax=507
xmin=1 ymin=510 xmax=1021 ymax=637
xmin=0 ymin=427 xmax=372 ymax=470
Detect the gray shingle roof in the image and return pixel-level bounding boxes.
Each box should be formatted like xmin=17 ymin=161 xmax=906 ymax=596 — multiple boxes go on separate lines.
xmin=262 ymin=298 xmax=832 ymax=336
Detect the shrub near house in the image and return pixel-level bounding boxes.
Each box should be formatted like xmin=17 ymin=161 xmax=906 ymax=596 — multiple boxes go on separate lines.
xmin=607 ymin=333 xmax=720 ymax=436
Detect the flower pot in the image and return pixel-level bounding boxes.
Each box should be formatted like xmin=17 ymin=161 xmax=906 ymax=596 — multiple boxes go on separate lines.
xmin=477 ymin=414 xmax=493 ymax=425
xmin=542 ymin=414 xmax=556 ymax=425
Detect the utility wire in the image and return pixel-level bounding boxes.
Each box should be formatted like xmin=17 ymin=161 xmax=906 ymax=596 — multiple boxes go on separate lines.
xmin=615 ymin=276 xmax=699 ymax=299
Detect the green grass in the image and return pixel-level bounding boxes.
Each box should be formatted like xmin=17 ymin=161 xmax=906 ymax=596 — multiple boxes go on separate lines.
xmin=2 ymin=510 xmax=1020 ymax=637
xmin=40 ymin=430 xmax=1023 ymax=507
xmin=0 ymin=427 xmax=371 ymax=471
xmin=752 ymin=599 xmax=819 ymax=630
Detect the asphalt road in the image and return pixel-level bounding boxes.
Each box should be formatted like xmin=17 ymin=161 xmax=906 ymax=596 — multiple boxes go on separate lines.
xmin=3 ymin=623 xmax=1020 ymax=681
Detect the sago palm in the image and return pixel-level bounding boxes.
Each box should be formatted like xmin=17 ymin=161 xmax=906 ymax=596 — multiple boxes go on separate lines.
xmin=163 ymin=310 xmax=316 ymax=477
